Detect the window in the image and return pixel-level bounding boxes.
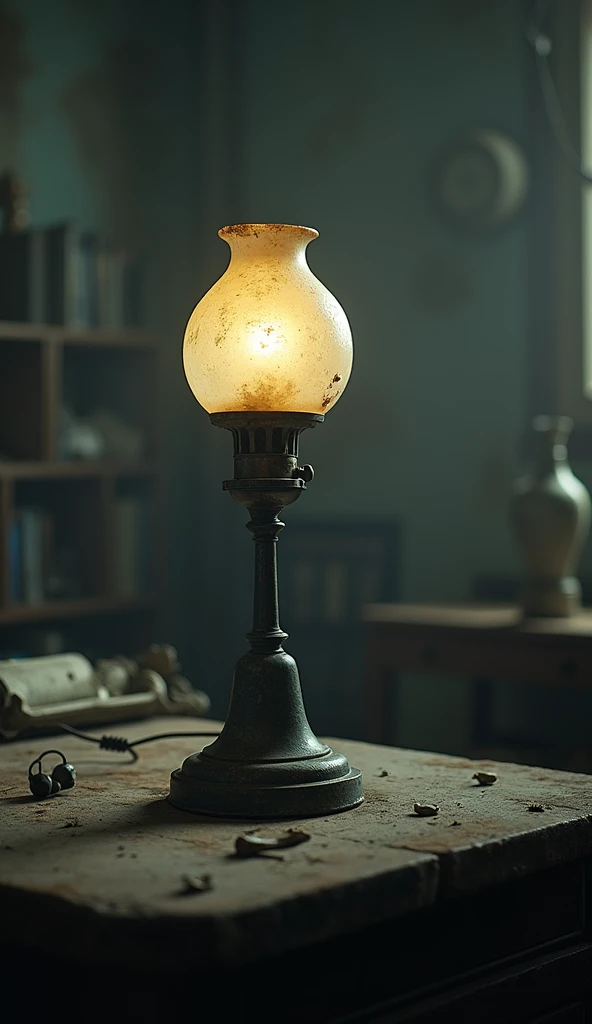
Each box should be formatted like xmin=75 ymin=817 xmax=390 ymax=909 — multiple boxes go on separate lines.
xmin=582 ymin=0 xmax=592 ymax=396
xmin=542 ymin=0 xmax=592 ymax=428
xmin=530 ymin=0 xmax=592 ymax=436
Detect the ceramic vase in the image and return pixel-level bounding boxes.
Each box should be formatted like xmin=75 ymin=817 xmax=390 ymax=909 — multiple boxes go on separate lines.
xmin=511 ymin=416 xmax=591 ymax=616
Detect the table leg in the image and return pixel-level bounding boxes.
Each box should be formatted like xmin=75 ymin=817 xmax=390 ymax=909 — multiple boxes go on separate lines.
xmin=471 ymin=677 xmax=495 ymax=751
xmin=365 ymin=659 xmax=396 ymax=745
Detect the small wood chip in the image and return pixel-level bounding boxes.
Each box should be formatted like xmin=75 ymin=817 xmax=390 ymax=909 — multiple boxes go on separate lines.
xmin=473 ymin=771 xmax=497 ymax=786
xmin=413 ymin=803 xmax=439 ymax=817
xmin=180 ymin=874 xmax=213 ymax=894
xmin=528 ymin=804 xmax=545 ymax=812
xmin=235 ymin=829 xmax=311 ymax=858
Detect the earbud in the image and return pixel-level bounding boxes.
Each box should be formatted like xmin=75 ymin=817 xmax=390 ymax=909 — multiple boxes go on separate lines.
xmin=51 ymin=761 xmax=76 ymax=790
xmin=28 ymin=751 xmax=76 ymax=800
xmin=29 ymin=770 xmax=54 ymax=799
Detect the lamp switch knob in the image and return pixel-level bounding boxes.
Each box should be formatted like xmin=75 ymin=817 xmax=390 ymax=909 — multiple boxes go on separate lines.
xmin=294 ymin=464 xmax=314 ymax=483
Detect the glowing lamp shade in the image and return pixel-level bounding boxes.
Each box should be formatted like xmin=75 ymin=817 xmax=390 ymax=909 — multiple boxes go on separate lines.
xmin=183 ymin=223 xmax=353 ymax=414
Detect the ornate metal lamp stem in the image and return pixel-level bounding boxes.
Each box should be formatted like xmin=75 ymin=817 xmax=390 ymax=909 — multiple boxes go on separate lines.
xmin=247 ymin=508 xmax=287 ymax=653
xmin=169 ymin=413 xmax=363 ymax=819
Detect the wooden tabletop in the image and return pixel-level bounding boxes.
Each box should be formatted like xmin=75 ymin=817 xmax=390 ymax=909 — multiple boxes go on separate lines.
xmin=1 ymin=716 xmax=592 ymax=970
xmin=362 ymin=602 xmax=592 ymax=689
xmin=363 ymin=602 xmax=592 ymax=636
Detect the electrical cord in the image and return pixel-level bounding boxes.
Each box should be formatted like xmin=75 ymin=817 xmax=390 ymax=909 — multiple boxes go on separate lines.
xmin=524 ymin=0 xmax=592 ymax=183
xmin=58 ymin=722 xmax=220 ymax=763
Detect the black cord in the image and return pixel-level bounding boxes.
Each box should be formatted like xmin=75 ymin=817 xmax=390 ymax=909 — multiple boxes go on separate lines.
xmin=58 ymin=722 xmax=220 ymax=763
xmin=525 ymin=0 xmax=592 ymax=183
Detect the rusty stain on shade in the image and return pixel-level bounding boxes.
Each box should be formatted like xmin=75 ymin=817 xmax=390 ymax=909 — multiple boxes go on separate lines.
xmin=183 ymin=223 xmax=353 ymax=414
xmin=219 ymin=223 xmax=319 ymax=240
xmin=321 ymin=372 xmax=343 ymax=408
xmin=239 ymin=377 xmax=297 ymax=412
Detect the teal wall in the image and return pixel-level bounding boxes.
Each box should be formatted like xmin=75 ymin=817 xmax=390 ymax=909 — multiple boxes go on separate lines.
xmin=231 ymin=0 xmax=529 ymax=750
xmin=1 ymin=0 xmax=539 ymax=752
xmin=235 ymin=0 xmax=527 ymax=595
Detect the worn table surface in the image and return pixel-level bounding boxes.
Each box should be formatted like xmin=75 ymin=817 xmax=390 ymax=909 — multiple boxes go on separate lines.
xmin=363 ymin=601 xmax=592 ymax=636
xmin=363 ymin=604 xmax=592 ymax=725
xmin=1 ymin=717 xmax=592 ymax=970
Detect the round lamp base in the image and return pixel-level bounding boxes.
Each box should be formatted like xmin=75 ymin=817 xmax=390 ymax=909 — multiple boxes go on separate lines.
xmin=169 ymin=748 xmax=363 ymax=819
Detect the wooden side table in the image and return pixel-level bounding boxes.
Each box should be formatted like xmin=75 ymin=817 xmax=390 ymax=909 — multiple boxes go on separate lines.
xmin=363 ymin=602 xmax=592 ymax=748
xmin=1 ymin=716 xmax=592 ymax=1022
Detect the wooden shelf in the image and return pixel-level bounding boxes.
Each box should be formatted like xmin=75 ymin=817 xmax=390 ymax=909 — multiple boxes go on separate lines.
xmin=0 ymin=596 xmax=158 ymax=625
xmin=0 ymin=318 xmax=164 ymax=653
xmin=0 ymin=321 xmax=157 ymax=348
xmin=0 ymin=460 xmax=159 ymax=479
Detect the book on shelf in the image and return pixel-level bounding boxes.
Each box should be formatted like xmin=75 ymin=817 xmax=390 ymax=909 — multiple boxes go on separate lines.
xmin=9 ymin=506 xmax=84 ymax=604
xmin=22 ymin=507 xmax=45 ymax=604
xmin=45 ymin=222 xmax=81 ymax=326
xmin=11 ymin=506 xmax=52 ymax=605
xmin=0 ymin=222 xmax=143 ymax=327
xmin=8 ymin=516 xmax=23 ymax=602
xmin=97 ymin=246 xmax=143 ymax=329
xmin=0 ymin=228 xmax=46 ymax=321
xmin=75 ymin=230 xmax=99 ymax=327
xmin=97 ymin=246 xmax=120 ymax=329
xmin=122 ymin=251 xmax=143 ymax=327
xmin=113 ymin=496 xmax=151 ymax=598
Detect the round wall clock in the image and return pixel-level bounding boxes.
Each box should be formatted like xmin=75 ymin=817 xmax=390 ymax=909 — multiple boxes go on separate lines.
xmin=432 ymin=130 xmax=529 ymax=231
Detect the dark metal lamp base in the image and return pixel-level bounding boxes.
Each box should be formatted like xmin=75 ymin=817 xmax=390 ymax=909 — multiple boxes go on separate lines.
xmin=170 ymin=413 xmax=365 ymax=821
xmin=169 ymin=750 xmax=363 ymax=819
xmin=169 ymin=649 xmax=363 ymax=819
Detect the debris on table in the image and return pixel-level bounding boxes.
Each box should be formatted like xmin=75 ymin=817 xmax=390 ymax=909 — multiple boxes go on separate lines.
xmin=527 ymin=804 xmax=545 ymax=813
xmin=234 ymin=829 xmax=311 ymax=858
xmin=413 ymin=803 xmax=439 ymax=817
xmin=473 ymin=771 xmax=497 ymax=786
xmin=377 ymin=770 xmax=389 ymax=777
xmin=179 ymin=874 xmax=213 ymax=895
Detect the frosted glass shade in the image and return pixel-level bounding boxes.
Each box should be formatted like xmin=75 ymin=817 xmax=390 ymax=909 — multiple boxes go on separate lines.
xmin=183 ymin=224 xmax=353 ymax=414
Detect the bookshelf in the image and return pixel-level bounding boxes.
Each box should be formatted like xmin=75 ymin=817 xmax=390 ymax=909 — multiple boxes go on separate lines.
xmin=0 ymin=321 xmax=164 ymax=661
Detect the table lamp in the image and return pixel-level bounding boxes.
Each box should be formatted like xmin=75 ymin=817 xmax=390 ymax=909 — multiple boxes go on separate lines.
xmin=169 ymin=223 xmax=363 ymax=818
